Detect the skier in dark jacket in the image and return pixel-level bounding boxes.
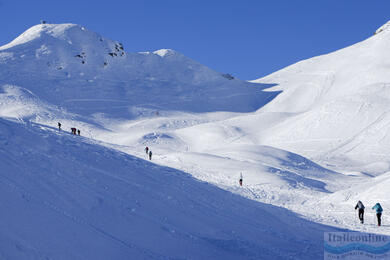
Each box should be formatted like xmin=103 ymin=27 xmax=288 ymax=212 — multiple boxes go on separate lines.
xmin=148 ymin=150 xmax=152 ymax=160
xmin=355 ymin=201 xmax=365 ymax=224
xmin=58 ymin=122 xmax=61 ymax=130
xmin=77 ymin=129 xmax=80 ymax=136
xmin=372 ymin=203 xmax=383 ymax=226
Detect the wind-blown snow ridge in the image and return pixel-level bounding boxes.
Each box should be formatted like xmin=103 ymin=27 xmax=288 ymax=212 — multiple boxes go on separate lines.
xmin=153 ymin=48 xmax=176 ymax=57
xmin=0 ymin=23 xmax=79 ymax=50
xmin=375 ymin=20 xmax=390 ymax=35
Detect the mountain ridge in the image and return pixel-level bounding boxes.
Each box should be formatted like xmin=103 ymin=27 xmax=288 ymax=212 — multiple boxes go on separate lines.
xmin=0 ymin=23 xmax=275 ymax=116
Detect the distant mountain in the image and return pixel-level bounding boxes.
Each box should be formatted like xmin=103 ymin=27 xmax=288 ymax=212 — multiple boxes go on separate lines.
xmin=0 ymin=24 xmax=276 ymax=117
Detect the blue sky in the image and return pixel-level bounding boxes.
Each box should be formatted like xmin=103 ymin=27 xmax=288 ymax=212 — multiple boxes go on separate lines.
xmin=0 ymin=0 xmax=389 ymax=80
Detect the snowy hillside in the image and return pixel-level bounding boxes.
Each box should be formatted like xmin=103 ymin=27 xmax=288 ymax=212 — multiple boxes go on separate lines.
xmin=0 ymin=118 xmax=342 ymax=259
xmin=1 ymin=22 xmax=390 ymax=259
xmin=252 ymin=21 xmax=390 ymax=175
xmin=0 ymin=23 xmax=277 ymax=117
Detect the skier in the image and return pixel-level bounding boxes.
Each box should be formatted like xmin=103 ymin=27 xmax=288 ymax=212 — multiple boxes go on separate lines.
xmin=58 ymin=122 xmax=61 ymax=131
xmin=354 ymin=200 xmax=365 ymax=224
xmin=71 ymin=127 xmax=76 ymax=135
xmin=145 ymin=146 xmax=149 ymax=154
xmin=239 ymin=172 xmax=243 ymax=187
xmin=149 ymin=150 xmax=152 ymax=160
xmin=77 ymin=129 xmax=80 ymax=136
xmin=372 ymin=202 xmax=383 ymax=226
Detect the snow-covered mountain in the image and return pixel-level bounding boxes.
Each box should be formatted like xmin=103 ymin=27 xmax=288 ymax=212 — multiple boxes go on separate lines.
xmin=251 ymin=21 xmax=390 ymax=175
xmin=0 ymin=23 xmax=276 ymax=118
xmin=1 ymin=22 xmax=390 ymax=259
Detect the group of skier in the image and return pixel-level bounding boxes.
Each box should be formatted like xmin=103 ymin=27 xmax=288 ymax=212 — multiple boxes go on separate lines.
xmin=145 ymin=146 xmax=152 ymax=160
xmin=71 ymin=127 xmax=81 ymax=135
xmin=355 ymin=200 xmax=384 ymax=226
xmin=58 ymin=122 xmax=81 ymax=136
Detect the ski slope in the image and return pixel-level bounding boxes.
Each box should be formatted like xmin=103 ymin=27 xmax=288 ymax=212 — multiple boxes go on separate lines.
xmin=252 ymin=20 xmax=390 ymax=175
xmin=1 ymin=22 xmax=390 ymax=259
xmin=0 ymin=118 xmax=342 ymax=259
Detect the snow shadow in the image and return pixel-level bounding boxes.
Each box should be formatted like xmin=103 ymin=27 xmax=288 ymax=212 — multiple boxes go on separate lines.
xmin=268 ymin=166 xmax=329 ymax=192
xmin=2 ymin=75 xmax=281 ymax=119
xmin=0 ymin=117 xmax=349 ymax=259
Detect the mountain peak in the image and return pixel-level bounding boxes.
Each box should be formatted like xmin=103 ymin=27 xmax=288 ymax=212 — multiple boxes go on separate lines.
xmin=0 ymin=23 xmax=82 ymax=50
xmin=153 ymin=49 xmax=177 ymax=57
xmin=375 ymin=20 xmax=390 ymax=35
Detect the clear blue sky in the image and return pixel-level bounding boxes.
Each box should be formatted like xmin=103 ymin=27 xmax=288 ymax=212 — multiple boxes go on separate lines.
xmin=0 ymin=0 xmax=389 ymax=80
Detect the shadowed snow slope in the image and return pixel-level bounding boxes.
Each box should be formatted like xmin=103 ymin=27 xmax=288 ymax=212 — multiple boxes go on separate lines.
xmin=251 ymin=20 xmax=390 ymax=174
xmin=0 ymin=118 xmax=341 ymax=259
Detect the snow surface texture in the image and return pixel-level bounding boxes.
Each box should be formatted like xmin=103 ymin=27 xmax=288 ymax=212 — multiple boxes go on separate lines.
xmin=1 ymin=22 xmax=390 ymax=259
xmin=0 ymin=118 xmax=342 ymax=259
xmin=0 ymin=24 xmax=277 ymax=116
xmin=252 ymin=21 xmax=390 ymax=175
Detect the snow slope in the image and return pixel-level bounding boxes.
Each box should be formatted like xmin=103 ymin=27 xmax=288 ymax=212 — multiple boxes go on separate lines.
xmin=251 ymin=21 xmax=390 ymax=175
xmin=2 ymin=22 xmax=390 ymax=259
xmin=0 ymin=24 xmax=334 ymax=210
xmin=0 ymin=118 xmax=342 ymax=259
xmin=0 ymin=24 xmax=277 ymax=117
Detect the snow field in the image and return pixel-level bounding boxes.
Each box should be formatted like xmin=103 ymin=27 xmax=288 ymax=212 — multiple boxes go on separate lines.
xmin=2 ymin=21 xmax=390 ymax=259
